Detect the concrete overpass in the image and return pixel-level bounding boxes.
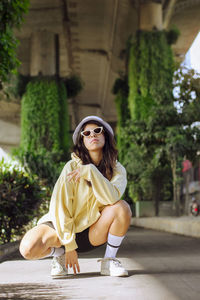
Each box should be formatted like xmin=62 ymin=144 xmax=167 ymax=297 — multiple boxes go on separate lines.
xmin=1 ymin=0 xmax=200 ymax=151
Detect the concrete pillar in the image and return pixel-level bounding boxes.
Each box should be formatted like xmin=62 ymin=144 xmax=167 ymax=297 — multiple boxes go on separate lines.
xmin=139 ymin=1 xmax=163 ymax=31
xmin=30 ymin=31 xmax=56 ymax=76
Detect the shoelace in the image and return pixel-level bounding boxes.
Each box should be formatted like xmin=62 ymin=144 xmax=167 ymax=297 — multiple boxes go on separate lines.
xmin=97 ymin=258 xmax=122 ymax=266
xmin=112 ymin=259 xmax=122 ymax=267
xmin=52 ymin=255 xmax=65 ymax=267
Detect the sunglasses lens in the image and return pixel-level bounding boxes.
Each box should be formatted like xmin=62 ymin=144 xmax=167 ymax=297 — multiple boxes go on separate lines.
xmin=83 ymin=130 xmax=90 ymax=136
xmin=81 ymin=127 xmax=103 ymax=137
xmin=94 ymin=127 xmax=102 ymax=134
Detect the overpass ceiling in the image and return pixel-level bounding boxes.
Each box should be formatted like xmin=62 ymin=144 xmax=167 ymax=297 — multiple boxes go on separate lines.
xmin=16 ymin=0 xmax=138 ymax=124
xmin=15 ymin=0 xmax=200 ymax=125
xmin=167 ymin=0 xmax=200 ymax=61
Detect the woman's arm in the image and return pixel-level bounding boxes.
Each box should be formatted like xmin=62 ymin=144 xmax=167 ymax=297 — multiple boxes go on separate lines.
xmin=82 ymin=163 xmax=127 ymax=205
xmin=68 ymin=162 xmax=127 ymax=206
xmin=49 ymin=163 xmax=78 ymax=253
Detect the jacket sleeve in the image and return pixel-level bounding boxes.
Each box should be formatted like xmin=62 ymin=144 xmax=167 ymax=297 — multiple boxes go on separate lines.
xmin=49 ymin=163 xmax=78 ymax=252
xmin=80 ymin=162 xmax=127 ymax=205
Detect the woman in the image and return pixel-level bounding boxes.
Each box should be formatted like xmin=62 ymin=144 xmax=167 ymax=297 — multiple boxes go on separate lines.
xmin=20 ymin=116 xmax=132 ymax=277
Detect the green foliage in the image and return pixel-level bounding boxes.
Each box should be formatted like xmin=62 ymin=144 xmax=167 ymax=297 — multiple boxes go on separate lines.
xmin=165 ymin=26 xmax=180 ymax=45
xmin=170 ymin=66 xmax=200 ymax=166
xmin=124 ymin=30 xmax=175 ymax=205
xmin=13 ymin=148 xmax=66 ymax=189
xmin=18 ymin=78 xmax=70 ymax=188
xmin=58 ymin=80 xmax=71 ymax=152
xmin=64 ymin=74 xmax=84 ymax=98
xmin=0 ymin=0 xmax=29 ymax=30
xmin=0 ymin=0 xmax=29 ymax=84
xmin=112 ymin=76 xmax=129 ymax=96
xmin=112 ymin=74 xmax=130 ymax=162
xmin=128 ymin=30 xmax=174 ymax=121
xmin=122 ymin=119 xmax=173 ymax=203
xmin=173 ymin=67 xmax=200 ymax=125
xmin=20 ymin=78 xmax=68 ymax=152
xmin=126 ymin=40 xmax=200 ymax=214
xmin=4 ymin=73 xmax=31 ymax=99
xmin=0 ymin=159 xmax=46 ymax=243
xmin=115 ymin=92 xmax=130 ymax=162
xmin=112 ymin=74 xmax=132 ymax=205
xmin=125 ymin=29 xmax=199 ymax=214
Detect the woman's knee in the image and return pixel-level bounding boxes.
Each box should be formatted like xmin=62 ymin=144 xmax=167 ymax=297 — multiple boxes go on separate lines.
xmin=19 ymin=238 xmax=36 ymax=260
xmin=19 ymin=225 xmax=52 ymax=260
xmin=113 ymin=200 xmax=132 ymax=221
xmin=19 ymin=231 xmax=43 ymax=260
xmin=101 ymin=200 xmax=132 ymax=225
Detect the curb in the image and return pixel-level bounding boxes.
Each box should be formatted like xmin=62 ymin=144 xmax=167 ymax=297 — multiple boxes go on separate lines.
xmin=131 ymin=216 xmax=200 ymax=238
xmin=0 ymin=240 xmax=20 ymax=263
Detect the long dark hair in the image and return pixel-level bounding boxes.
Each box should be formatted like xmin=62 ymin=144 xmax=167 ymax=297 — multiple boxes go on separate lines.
xmin=73 ymin=121 xmax=118 ymax=180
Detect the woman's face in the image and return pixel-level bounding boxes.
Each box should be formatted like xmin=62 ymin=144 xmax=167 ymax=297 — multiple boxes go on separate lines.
xmin=82 ymin=123 xmax=105 ymax=153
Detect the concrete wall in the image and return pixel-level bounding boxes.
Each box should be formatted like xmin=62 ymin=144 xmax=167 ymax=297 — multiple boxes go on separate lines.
xmin=0 ymin=101 xmax=21 ymax=153
xmin=0 ymin=119 xmax=20 ymax=153
xmin=135 ymin=201 xmax=175 ymax=217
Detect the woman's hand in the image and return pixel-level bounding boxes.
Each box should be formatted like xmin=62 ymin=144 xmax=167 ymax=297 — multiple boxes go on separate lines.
xmin=65 ymin=250 xmax=80 ymax=274
xmin=67 ymin=168 xmax=81 ymax=182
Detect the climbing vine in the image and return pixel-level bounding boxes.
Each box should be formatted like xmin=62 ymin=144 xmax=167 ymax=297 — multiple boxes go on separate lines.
xmin=21 ymin=79 xmax=61 ymax=152
xmin=0 ymin=0 xmax=29 ymax=84
xmin=128 ymin=30 xmax=174 ymax=121
xmin=112 ymin=75 xmax=130 ymax=161
xmin=124 ymin=28 xmax=200 ymax=216
xmin=16 ymin=78 xmax=70 ymax=188
xmin=124 ymin=29 xmax=179 ymax=213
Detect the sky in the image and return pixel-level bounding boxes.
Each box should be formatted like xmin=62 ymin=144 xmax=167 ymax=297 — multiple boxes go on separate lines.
xmin=184 ymin=31 xmax=200 ymax=72
xmin=184 ymin=31 xmax=200 ymax=130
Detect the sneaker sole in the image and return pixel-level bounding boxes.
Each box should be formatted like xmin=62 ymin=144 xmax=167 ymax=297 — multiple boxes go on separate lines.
xmin=101 ymin=271 xmax=128 ymax=277
xmin=51 ymin=274 xmax=69 ymax=279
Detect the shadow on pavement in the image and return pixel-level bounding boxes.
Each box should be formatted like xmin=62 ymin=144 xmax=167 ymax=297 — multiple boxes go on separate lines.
xmin=0 ymin=283 xmax=69 ymax=300
xmin=52 ymin=271 xmax=101 ymax=280
xmin=128 ymin=269 xmax=200 ymax=276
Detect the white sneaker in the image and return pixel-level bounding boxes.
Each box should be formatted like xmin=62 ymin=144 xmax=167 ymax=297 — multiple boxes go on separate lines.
xmin=51 ymin=255 xmax=68 ymax=278
xmin=98 ymin=258 xmax=128 ymax=277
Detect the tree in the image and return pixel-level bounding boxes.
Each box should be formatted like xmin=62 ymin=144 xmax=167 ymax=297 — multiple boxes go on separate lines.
xmin=0 ymin=0 xmax=29 ymax=85
xmin=112 ymin=74 xmax=130 ymax=162
xmin=123 ymin=65 xmax=200 ymax=215
xmin=170 ymin=66 xmax=200 ymax=214
xmin=123 ymin=30 xmax=175 ymax=215
xmin=120 ymin=26 xmax=200 ymax=216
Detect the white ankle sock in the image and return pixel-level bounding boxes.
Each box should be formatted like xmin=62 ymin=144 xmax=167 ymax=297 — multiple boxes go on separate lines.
xmin=46 ymin=246 xmax=65 ymax=258
xmin=104 ymin=233 xmax=125 ymax=258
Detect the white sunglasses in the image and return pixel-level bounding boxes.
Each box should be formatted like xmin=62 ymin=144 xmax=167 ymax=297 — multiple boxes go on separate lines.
xmin=81 ymin=126 xmax=103 ymax=137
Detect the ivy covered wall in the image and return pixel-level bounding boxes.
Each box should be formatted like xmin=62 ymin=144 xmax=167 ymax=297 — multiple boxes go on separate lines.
xmin=112 ymin=76 xmax=130 ymax=162
xmin=122 ymin=28 xmax=200 ymax=216
xmin=21 ymin=78 xmax=70 ymax=153
xmin=118 ymin=29 xmax=181 ymax=214
xmin=128 ymin=30 xmax=174 ymax=121
xmin=17 ymin=78 xmax=70 ymax=188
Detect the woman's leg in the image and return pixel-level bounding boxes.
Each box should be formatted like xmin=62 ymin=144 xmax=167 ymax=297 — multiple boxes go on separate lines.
xmin=89 ymin=200 xmax=132 ymax=247
xmin=89 ymin=200 xmax=132 ymax=276
xmin=19 ymin=224 xmax=62 ymax=260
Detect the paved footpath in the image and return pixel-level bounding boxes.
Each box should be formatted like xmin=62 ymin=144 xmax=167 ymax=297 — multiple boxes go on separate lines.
xmin=1 ymin=226 xmax=200 ymax=300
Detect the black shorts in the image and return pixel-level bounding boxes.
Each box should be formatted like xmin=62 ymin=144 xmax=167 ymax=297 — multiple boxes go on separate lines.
xmin=44 ymin=222 xmax=102 ymax=253
xmin=76 ymin=227 xmax=101 ymax=253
